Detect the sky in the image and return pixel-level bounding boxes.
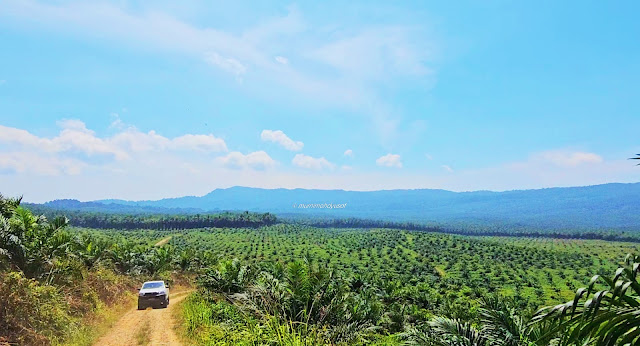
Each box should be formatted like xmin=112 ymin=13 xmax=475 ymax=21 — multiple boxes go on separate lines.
xmin=0 ymin=0 xmax=639 ymax=202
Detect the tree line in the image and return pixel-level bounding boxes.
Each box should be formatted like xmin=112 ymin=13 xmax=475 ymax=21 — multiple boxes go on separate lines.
xmin=295 ymin=216 xmax=640 ymax=243
xmin=25 ymin=204 xmax=278 ymax=230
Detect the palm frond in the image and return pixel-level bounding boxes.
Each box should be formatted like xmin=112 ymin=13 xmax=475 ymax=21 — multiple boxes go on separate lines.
xmin=532 ymin=253 xmax=640 ymax=345
xmin=428 ymin=316 xmax=489 ymax=346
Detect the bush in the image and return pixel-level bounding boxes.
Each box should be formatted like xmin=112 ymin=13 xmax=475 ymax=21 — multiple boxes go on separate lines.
xmin=0 ymin=271 xmax=73 ymax=345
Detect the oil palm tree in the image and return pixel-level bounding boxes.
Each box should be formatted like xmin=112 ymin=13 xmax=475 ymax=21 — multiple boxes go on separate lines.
xmin=0 ymin=202 xmax=70 ymax=279
xmin=0 ymin=194 xmax=21 ymax=219
xmin=407 ymin=296 xmax=558 ymax=345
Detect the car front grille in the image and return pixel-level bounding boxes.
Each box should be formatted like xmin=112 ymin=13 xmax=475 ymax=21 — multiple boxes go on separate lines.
xmin=142 ymin=292 xmax=163 ymax=297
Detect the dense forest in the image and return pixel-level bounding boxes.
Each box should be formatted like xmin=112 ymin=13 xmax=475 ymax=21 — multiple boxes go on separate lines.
xmin=3 ymin=193 xmax=640 ymax=345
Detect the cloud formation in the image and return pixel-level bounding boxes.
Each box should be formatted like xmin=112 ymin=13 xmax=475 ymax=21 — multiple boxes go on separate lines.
xmin=292 ymin=154 xmax=335 ymax=170
xmin=0 ymin=1 xmax=434 ymax=143
xmin=274 ymin=56 xmax=289 ymax=65
xmin=343 ymin=149 xmax=353 ymax=157
xmin=0 ymin=151 xmax=86 ymax=176
xmin=376 ymin=154 xmax=402 ymax=168
xmin=535 ymin=150 xmax=603 ymax=167
xmin=260 ymin=130 xmax=304 ymax=151
xmin=441 ymin=165 xmax=454 ymax=173
xmin=216 ymin=151 xmax=276 ymax=170
xmin=0 ymin=121 xmax=228 ymax=174
xmin=204 ymin=52 xmax=247 ymax=76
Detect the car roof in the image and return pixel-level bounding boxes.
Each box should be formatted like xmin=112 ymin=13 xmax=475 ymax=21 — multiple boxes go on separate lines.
xmin=142 ymin=280 xmax=165 ymax=284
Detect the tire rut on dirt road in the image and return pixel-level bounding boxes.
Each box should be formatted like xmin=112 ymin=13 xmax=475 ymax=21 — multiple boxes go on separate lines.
xmin=94 ymin=290 xmax=192 ymax=346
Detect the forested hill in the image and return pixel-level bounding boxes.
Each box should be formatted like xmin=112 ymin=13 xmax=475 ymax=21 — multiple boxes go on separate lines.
xmin=91 ymin=182 xmax=640 ymax=231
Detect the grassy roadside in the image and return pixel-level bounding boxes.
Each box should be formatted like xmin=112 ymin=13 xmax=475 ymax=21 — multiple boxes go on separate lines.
xmin=57 ymin=292 xmax=137 ymax=346
xmin=171 ymin=290 xmax=195 ymax=346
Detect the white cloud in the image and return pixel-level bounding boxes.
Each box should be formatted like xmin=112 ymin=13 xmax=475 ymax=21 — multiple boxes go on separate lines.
xmin=109 ymin=113 xmax=125 ymax=129
xmin=204 ymin=52 xmax=247 ymax=76
xmin=0 ymin=121 xmax=129 ymax=160
xmin=292 ymin=154 xmax=335 ymax=170
xmin=343 ymin=149 xmax=353 ymax=157
xmin=425 ymin=153 xmax=433 ymax=160
xmin=171 ymin=134 xmax=228 ymax=152
xmin=441 ymin=165 xmax=454 ymax=173
xmin=0 ymin=121 xmax=228 ymax=175
xmin=110 ymin=129 xmax=171 ymax=153
xmin=275 ymin=56 xmax=289 ymax=65
xmin=534 ymin=150 xmax=603 ymax=167
xmin=260 ymin=130 xmax=304 ymax=151
xmin=216 ymin=151 xmax=276 ymax=170
xmin=306 ymin=27 xmax=431 ymax=81
xmin=0 ymin=152 xmax=86 ymax=176
xmin=376 ymin=153 xmax=402 ymax=168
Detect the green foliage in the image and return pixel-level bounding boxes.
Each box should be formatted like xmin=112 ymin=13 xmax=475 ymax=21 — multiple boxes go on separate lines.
xmin=0 ymin=271 xmax=72 ymax=345
xmin=532 ymin=253 xmax=640 ymax=345
xmin=0 ymin=206 xmax=70 ymax=279
xmin=0 ymin=194 xmax=182 ymax=344
xmin=199 ymin=258 xmax=256 ymax=294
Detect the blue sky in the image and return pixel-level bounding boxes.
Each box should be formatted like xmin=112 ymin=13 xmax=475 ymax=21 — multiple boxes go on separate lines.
xmin=0 ymin=0 xmax=639 ymax=202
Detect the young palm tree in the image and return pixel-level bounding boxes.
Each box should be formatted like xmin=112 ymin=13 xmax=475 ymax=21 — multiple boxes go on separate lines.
xmin=407 ymin=296 xmax=557 ymax=345
xmin=0 ymin=194 xmax=21 ymax=219
xmin=0 ymin=200 xmax=70 ymax=279
xmin=199 ymin=258 xmax=255 ymax=294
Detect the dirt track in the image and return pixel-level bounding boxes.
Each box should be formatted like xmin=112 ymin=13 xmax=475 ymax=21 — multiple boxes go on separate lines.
xmin=94 ymin=290 xmax=191 ymax=346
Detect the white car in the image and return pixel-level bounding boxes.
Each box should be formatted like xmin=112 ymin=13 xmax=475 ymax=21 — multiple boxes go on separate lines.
xmin=138 ymin=280 xmax=170 ymax=310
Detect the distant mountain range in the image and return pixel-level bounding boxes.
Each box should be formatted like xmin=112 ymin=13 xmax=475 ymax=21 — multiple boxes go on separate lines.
xmin=35 ymin=182 xmax=640 ymax=231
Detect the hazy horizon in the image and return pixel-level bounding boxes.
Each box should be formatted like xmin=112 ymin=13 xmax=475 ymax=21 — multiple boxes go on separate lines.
xmin=17 ymin=181 xmax=638 ymax=204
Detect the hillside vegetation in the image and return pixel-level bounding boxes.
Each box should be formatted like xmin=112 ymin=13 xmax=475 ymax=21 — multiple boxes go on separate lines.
xmin=93 ymin=183 xmax=640 ymax=230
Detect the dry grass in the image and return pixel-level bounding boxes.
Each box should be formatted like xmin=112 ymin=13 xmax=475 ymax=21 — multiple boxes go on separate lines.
xmin=135 ymin=320 xmax=151 ymax=345
xmin=58 ymin=292 xmax=136 ymax=346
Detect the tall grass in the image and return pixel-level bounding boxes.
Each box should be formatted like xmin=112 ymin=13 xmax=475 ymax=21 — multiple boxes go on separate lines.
xmin=0 ymin=266 xmax=137 ymax=345
xmin=180 ymin=292 xmax=330 ymax=345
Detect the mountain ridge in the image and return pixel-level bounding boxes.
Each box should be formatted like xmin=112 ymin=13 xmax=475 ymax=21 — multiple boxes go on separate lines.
xmin=35 ymin=182 xmax=640 ymax=231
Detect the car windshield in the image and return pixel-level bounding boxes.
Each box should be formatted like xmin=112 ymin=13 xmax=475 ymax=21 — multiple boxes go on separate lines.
xmin=142 ymin=282 xmax=164 ymax=289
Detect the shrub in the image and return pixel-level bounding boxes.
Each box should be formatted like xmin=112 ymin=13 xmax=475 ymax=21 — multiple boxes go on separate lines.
xmin=0 ymin=271 xmax=73 ymax=345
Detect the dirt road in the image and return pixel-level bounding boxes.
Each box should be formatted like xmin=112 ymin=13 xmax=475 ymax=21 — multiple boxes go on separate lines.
xmin=94 ymin=290 xmax=192 ymax=346
xmin=153 ymin=236 xmax=172 ymax=247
